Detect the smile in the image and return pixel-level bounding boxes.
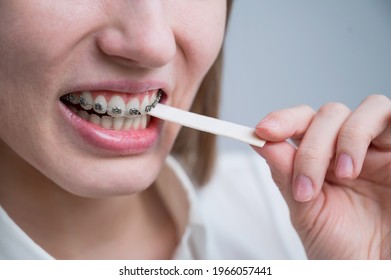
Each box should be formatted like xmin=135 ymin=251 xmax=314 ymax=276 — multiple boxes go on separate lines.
xmin=60 ymin=89 xmax=162 ymax=131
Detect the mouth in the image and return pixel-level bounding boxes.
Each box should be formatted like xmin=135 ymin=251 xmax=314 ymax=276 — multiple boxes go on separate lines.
xmin=60 ymin=89 xmax=164 ymax=131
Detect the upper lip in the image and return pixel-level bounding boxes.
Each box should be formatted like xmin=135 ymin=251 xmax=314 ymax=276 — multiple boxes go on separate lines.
xmin=63 ymin=80 xmax=169 ymax=95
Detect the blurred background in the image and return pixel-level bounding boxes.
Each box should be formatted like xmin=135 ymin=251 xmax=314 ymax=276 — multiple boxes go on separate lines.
xmin=219 ymin=0 xmax=391 ymax=152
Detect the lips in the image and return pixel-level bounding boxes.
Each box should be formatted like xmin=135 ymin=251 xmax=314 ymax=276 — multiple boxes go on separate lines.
xmin=59 ymin=86 xmax=167 ymax=155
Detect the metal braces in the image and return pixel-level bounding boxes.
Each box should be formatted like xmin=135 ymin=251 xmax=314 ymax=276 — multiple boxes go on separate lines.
xmin=63 ymin=90 xmax=162 ymax=117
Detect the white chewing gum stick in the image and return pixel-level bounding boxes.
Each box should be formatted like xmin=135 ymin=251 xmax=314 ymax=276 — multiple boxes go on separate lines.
xmin=147 ymin=103 xmax=266 ymax=148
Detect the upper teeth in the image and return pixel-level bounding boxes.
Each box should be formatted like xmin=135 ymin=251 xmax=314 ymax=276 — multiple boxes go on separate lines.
xmin=80 ymin=91 xmax=94 ymax=110
xmin=108 ymin=95 xmax=125 ymax=117
xmin=93 ymin=95 xmax=107 ymax=114
xmin=64 ymin=90 xmax=162 ymax=118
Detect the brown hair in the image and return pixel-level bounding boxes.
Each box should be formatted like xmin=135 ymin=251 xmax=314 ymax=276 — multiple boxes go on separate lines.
xmin=171 ymin=0 xmax=233 ymax=186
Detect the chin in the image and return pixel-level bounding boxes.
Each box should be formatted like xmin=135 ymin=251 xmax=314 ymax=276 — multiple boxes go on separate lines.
xmin=57 ymin=166 xmax=161 ymax=198
xmin=39 ymin=148 xmax=167 ymax=198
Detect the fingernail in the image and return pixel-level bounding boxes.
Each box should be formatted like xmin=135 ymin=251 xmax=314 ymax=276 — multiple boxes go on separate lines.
xmin=335 ymin=152 xmax=354 ymax=178
xmin=256 ymin=118 xmax=280 ymax=129
xmin=293 ymin=174 xmax=314 ymax=202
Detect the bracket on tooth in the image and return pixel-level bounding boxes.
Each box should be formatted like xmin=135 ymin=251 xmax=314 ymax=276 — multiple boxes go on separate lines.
xmin=145 ymin=105 xmax=153 ymax=113
xmin=67 ymin=94 xmax=76 ymax=103
xmin=128 ymin=108 xmax=142 ymax=116
xmin=61 ymin=93 xmax=79 ymax=105
xmin=94 ymin=103 xmax=104 ymax=112
xmin=79 ymin=96 xmax=88 ymax=107
xmin=111 ymin=106 xmax=123 ymax=115
xmin=128 ymin=90 xmax=162 ymax=116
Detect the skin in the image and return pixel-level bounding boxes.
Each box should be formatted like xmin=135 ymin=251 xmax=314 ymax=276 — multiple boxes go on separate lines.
xmin=255 ymin=95 xmax=391 ymax=259
xmin=0 ymin=1 xmax=226 ymax=259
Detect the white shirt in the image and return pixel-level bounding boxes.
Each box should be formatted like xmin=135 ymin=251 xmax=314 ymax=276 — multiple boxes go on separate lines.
xmin=0 ymin=152 xmax=306 ymax=259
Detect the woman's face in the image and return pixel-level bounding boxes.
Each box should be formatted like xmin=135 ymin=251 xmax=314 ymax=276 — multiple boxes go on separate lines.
xmin=0 ymin=1 xmax=226 ymax=196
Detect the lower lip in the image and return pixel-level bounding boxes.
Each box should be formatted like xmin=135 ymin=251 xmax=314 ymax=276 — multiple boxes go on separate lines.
xmin=59 ymin=102 xmax=161 ymax=155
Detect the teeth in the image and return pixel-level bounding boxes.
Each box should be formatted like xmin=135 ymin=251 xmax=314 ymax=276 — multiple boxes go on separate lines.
xmin=89 ymin=114 xmax=101 ymax=125
xmin=93 ymin=95 xmax=107 ymax=114
xmin=80 ymin=91 xmax=93 ymax=110
xmin=140 ymin=95 xmax=150 ymax=115
xmin=140 ymin=115 xmax=148 ymax=129
xmin=64 ymin=91 xmax=160 ymax=130
xmin=101 ymin=116 xmax=113 ymax=129
xmin=123 ymin=118 xmax=134 ymax=130
xmin=77 ymin=110 xmax=90 ymax=120
xmin=69 ymin=94 xmax=80 ymax=105
xmin=71 ymin=95 xmax=80 ymax=105
xmin=150 ymin=91 xmax=157 ymax=105
xmin=113 ymin=117 xmax=125 ymax=131
xmin=133 ymin=116 xmax=141 ymax=129
xmin=151 ymin=91 xmax=157 ymax=101
xmin=107 ymin=95 xmax=125 ymax=117
xmin=126 ymin=97 xmax=140 ymax=117
xmin=74 ymin=109 xmax=150 ymax=131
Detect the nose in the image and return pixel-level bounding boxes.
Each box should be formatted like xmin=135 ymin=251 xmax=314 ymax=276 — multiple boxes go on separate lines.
xmin=96 ymin=2 xmax=176 ymax=69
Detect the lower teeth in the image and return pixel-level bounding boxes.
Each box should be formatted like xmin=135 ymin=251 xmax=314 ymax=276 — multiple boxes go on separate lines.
xmin=73 ymin=106 xmax=150 ymax=131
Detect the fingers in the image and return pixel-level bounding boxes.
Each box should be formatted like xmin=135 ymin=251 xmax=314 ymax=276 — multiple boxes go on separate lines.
xmin=253 ymin=134 xmax=323 ymax=227
xmin=334 ymin=94 xmax=391 ymax=179
xmin=253 ymin=105 xmax=314 ymax=206
xmin=255 ymin=103 xmax=351 ymax=203
xmin=255 ymin=94 xmax=391 ymax=204
xmin=292 ymin=103 xmax=351 ymax=201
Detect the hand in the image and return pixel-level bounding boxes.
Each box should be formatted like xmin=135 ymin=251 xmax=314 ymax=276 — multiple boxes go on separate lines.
xmin=253 ymin=94 xmax=391 ymax=259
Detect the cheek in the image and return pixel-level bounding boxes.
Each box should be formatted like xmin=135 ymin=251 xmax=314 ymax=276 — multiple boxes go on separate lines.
xmin=0 ymin=2 xmax=99 ymax=142
xmin=170 ymin=0 xmax=226 ymax=73
xmin=170 ymin=2 xmax=226 ymax=107
xmin=0 ymin=2 xmax=99 ymax=84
